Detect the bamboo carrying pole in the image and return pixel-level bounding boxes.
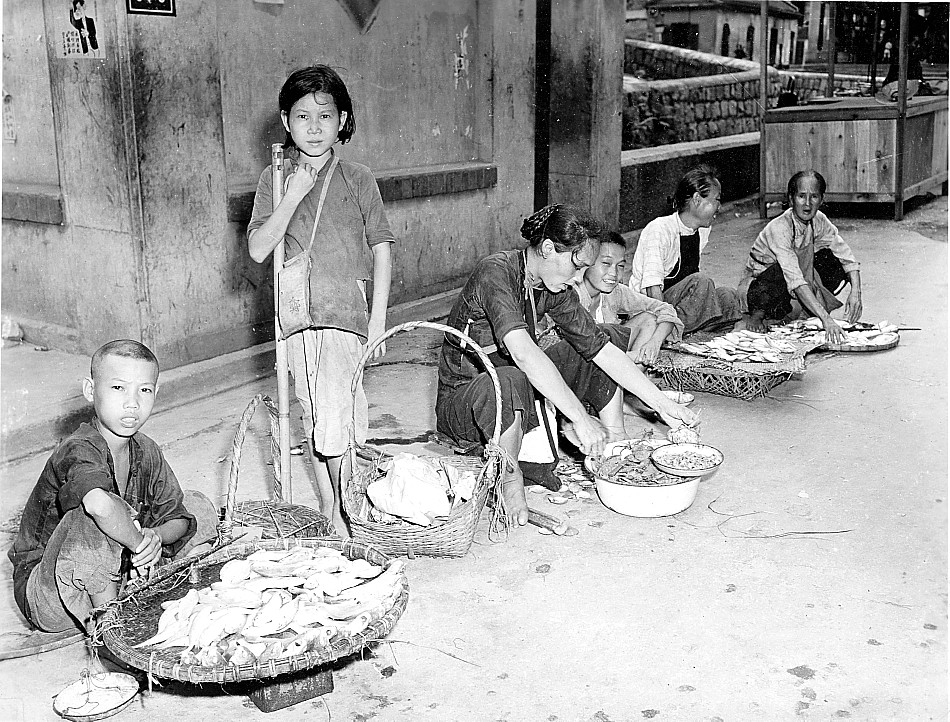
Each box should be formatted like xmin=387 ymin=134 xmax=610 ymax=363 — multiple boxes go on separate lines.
xmin=271 ymin=143 xmax=293 ymax=503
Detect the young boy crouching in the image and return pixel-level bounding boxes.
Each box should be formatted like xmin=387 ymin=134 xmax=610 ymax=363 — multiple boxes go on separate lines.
xmin=8 ymin=340 xmax=216 ymax=633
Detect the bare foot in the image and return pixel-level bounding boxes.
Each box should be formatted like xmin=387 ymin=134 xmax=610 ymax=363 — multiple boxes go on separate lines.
xmin=746 ymin=312 xmax=768 ymax=333
xmin=500 ymin=468 xmax=529 ymax=526
xmin=604 ymin=425 xmax=627 ymax=443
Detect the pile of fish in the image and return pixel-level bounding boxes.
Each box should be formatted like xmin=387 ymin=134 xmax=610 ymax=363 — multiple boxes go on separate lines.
xmin=676 ymin=330 xmax=798 ymax=363
xmin=768 ymin=318 xmax=900 ymax=347
xmin=131 ymin=546 xmax=406 ymax=667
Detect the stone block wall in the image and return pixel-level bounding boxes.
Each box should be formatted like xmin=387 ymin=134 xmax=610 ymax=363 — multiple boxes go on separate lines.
xmin=623 ymin=72 xmax=782 ymax=148
xmin=623 ymin=39 xmax=872 ymax=150
xmin=624 ymin=39 xmax=758 ymax=78
xmin=777 ymin=70 xmax=869 ymax=101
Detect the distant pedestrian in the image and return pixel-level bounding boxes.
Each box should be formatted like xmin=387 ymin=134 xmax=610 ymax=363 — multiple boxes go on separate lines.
xmin=737 ymin=170 xmax=863 ymax=344
xmin=627 ymin=165 xmax=741 ymax=334
xmin=247 ymin=66 xmax=395 ymax=537
xmin=8 ymin=340 xmax=216 ymax=634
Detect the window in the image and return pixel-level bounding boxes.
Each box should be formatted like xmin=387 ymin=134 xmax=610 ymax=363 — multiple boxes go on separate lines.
xmin=721 ymin=23 xmax=731 ymax=56
xmin=746 ymin=24 xmax=755 ymax=57
xmin=664 ymin=22 xmax=699 ymax=50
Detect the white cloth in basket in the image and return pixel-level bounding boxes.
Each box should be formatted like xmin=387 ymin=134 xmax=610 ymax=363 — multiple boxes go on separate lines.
xmin=366 ymin=454 xmax=463 ymax=526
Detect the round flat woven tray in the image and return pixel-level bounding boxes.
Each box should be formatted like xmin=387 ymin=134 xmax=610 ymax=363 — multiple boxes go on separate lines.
xmin=821 ymin=336 xmax=900 ymax=353
xmin=97 ymin=538 xmax=408 ymax=684
xmin=231 ymin=500 xmax=334 ymax=540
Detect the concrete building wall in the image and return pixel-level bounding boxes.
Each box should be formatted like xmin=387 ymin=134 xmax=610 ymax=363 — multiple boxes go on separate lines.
xmin=648 ymin=7 xmax=799 ymax=65
xmin=549 ymin=0 xmax=624 ymax=228
xmin=2 ymin=0 xmax=537 ymax=368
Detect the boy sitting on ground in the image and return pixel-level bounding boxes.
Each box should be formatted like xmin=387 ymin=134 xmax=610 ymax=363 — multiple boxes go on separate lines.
xmin=8 ymin=340 xmax=216 ymax=634
xmin=576 ymin=231 xmax=684 ymax=365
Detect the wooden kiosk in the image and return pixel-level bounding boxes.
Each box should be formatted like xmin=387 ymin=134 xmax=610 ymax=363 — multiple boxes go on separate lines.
xmin=758 ymin=2 xmax=948 ymax=220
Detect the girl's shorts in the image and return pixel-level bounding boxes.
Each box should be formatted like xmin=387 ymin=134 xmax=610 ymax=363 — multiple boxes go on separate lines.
xmin=286 ymin=328 xmax=368 ymax=457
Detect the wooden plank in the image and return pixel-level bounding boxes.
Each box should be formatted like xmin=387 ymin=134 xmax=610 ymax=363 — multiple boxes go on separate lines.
xmin=764 ymin=192 xmax=897 ymax=203
xmin=248 ymin=668 xmax=334 ymax=712
xmin=902 ymin=114 xmax=935 ymax=188
xmin=853 ymin=120 xmax=871 ymax=195
xmin=765 ymin=97 xmax=946 ymax=125
xmin=836 ymin=120 xmax=858 ymax=193
xmin=765 ymin=104 xmax=900 ymax=124
xmin=931 ymin=108 xmax=948 ymax=180
xmin=1 ymin=184 xmax=64 ymax=225
xmin=873 ymin=118 xmax=896 ymax=194
xmin=902 ymin=172 xmax=949 ymax=200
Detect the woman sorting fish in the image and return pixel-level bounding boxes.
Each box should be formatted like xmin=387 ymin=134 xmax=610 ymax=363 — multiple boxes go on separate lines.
xmin=628 ymin=165 xmax=740 ymax=334
xmin=435 ymin=204 xmax=697 ymax=528
xmin=736 ymin=170 xmax=862 ymax=345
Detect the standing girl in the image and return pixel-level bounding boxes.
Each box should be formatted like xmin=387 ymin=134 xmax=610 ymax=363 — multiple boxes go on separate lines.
xmin=248 ymin=66 xmax=395 ymax=536
xmin=628 ymin=165 xmax=740 ymax=334
xmin=737 ymin=170 xmax=862 ymax=344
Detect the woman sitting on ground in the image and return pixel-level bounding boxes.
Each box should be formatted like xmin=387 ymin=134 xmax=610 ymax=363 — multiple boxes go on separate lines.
xmin=436 ymin=204 xmax=696 ymax=527
xmin=737 ymin=170 xmax=862 ymax=345
xmin=628 ymin=165 xmax=740 ymax=335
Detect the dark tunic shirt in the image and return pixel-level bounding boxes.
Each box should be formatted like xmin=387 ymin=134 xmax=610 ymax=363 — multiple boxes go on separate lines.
xmin=663 ymin=231 xmax=702 ymax=291
xmin=8 ymin=423 xmax=197 ymax=612
xmin=437 ymin=250 xmax=610 ymax=395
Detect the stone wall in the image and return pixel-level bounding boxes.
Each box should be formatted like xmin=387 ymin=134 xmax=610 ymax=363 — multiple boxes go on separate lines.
xmin=623 ymin=40 xmax=872 ymax=150
xmin=624 ymin=39 xmax=757 ymax=78
xmin=623 ymin=71 xmax=781 ymax=148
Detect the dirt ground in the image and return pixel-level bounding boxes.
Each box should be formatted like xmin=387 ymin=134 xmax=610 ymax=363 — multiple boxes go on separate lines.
xmin=0 ymin=197 xmax=946 ymax=721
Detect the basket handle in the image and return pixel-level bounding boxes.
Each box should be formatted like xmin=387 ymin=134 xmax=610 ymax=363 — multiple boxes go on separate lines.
xmin=349 ymin=320 xmax=504 ymax=448
xmin=220 ymin=394 xmax=282 ymax=541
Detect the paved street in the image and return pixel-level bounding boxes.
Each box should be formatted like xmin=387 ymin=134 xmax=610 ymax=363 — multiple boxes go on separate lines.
xmin=0 ymin=196 xmax=946 ymax=721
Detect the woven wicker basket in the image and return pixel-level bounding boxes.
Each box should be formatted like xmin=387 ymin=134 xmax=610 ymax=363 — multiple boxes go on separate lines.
xmin=222 ymin=394 xmax=334 ymax=542
xmin=653 ymin=335 xmax=816 ymax=402
xmin=341 ymin=321 xmax=506 ymax=558
xmin=98 ymin=538 xmax=407 ymax=684
xmin=658 ymin=365 xmax=794 ymax=401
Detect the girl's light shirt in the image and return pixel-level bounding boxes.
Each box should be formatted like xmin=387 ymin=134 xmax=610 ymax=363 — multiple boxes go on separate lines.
xmin=739 ymin=208 xmax=859 ymax=294
xmin=628 ymin=213 xmax=712 ymax=292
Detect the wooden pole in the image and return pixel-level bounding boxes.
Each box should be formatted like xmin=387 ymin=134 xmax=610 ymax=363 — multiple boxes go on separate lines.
xmin=825 ymin=2 xmax=837 ymax=97
xmin=534 ymin=0 xmax=552 ymax=210
xmin=271 ymin=143 xmax=293 ymax=503
xmin=894 ymin=2 xmax=909 ymax=221
xmin=758 ymin=0 xmax=769 ymax=219
xmin=869 ymin=7 xmax=879 ymax=96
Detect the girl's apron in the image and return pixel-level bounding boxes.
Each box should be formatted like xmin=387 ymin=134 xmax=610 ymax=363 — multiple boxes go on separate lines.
xmin=663 ymin=229 xmax=701 ymax=291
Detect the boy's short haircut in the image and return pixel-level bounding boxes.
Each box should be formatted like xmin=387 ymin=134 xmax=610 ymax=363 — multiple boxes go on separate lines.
xmin=91 ymin=340 xmax=159 ymax=380
xmin=604 ymin=231 xmax=627 ymax=249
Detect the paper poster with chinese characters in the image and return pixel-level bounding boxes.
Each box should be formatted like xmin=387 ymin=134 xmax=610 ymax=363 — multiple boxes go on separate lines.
xmin=58 ymin=0 xmax=104 ymax=59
